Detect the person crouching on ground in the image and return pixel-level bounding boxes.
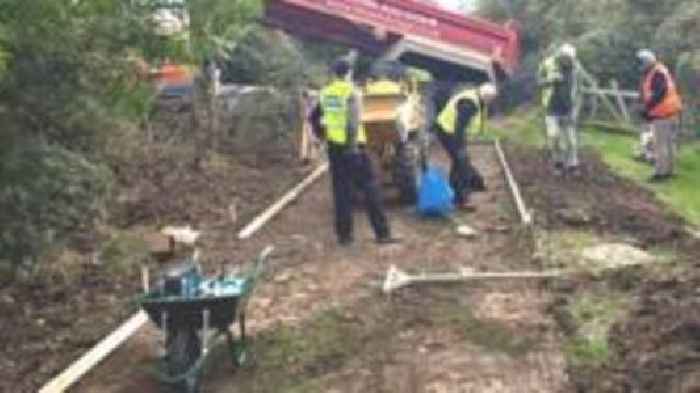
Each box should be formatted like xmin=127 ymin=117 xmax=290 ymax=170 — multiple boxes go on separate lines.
xmin=308 ymin=59 xmax=399 ymax=246
xmin=434 ymin=82 xmax=498 ymax=211
xmin=637 ymin=49 xmax=684 ymax=182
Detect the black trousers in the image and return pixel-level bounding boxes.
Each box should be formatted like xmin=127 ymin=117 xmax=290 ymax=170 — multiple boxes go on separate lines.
xmin=327 ymin=143 xmax=390 ymax=242
xmin=436 ymin=131 xmax=473 ymax=204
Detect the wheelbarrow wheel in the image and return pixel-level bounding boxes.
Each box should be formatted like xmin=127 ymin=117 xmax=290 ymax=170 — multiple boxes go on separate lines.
xmin=166 ymin=328 xmax=201 ymax=393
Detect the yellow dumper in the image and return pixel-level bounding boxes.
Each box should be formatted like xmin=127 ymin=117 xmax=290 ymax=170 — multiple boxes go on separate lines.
xmin=361 ymin=75 xmax=428 ymax=204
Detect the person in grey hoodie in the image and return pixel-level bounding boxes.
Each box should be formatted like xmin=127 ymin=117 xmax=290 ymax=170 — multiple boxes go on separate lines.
xmin=538 ymin=43 xmax=580 ymax=174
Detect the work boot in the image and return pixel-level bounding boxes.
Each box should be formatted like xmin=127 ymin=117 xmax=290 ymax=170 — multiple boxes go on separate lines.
xmin=376 ymin=236 xmax=402 ymax=245
xmin=566 ymin=165 xmax=581 ymax=177
xmin=338 ymin=237 xmax=354 ymax=247
xmin=648 ymin=173 xmax=672 ymax=183
xmin=633 ymin=154 xmax=647 ymax=163
xmin=553 ymin=162 xmax=564 ymax=177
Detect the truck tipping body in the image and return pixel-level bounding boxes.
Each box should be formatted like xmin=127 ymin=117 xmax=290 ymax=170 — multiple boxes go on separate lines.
xmin=264 ymin=0 xmax=520 ymax=81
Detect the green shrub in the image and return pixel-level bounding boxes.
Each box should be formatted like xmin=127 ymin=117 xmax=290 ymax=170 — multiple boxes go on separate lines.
xmin=0 ymin=141 xmax=113 ymax=273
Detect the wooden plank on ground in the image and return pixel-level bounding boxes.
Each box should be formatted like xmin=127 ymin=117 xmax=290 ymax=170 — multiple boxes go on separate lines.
xmin=494 ymin=139 xmax=533 ymax=226
xmin=38 ymin=311 xmax=148 ymax=393
xmin=238 ymin=162 xmax=329 ymax=239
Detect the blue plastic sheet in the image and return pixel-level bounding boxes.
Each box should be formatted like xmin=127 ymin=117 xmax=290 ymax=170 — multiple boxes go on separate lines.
xmin=417 ymin=165 xmax=454 ymax=217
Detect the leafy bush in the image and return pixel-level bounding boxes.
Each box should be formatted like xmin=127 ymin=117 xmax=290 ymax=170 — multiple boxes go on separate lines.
xmin=0 ymin=141 xmax=112 ymax=272
xmin=477 ymin=0 xmax=700 ymax=107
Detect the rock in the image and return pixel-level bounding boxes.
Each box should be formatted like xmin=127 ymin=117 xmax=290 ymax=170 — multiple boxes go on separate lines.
xmin=556 ymin=208 xmax=592 ymax=226
xmin=160 ymin=225 xmax=201 ymax=245
xmin=256 ymin=297 xmax=272 ymax=308
xmin=482 ymin=224 xmax=510 ymax=233
xmin=678 ymin=370 xmax=700 ymax=392
xmin=292 ymin=293 xmax=309 ymax=301
xmin=581 ymin=243 xmax=654 ymax=270
xmin=456 ymin=225 xmax=478 ymax=239
xmin=228 ymin=202 xmax=238 ymax=224
xmin=274 ymin=271 xmax=292 ymax=283
xmin=687 ymin=226 xmax=700 ymax=240
xmin=290 ymin=234 xmax=306 ymax=242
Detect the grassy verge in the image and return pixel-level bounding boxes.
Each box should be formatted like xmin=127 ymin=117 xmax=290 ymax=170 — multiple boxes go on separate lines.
xmin=564 ymin=293 xmax=629 ymax=367
xmin=490 ymin=112 xmax=700 ymax=226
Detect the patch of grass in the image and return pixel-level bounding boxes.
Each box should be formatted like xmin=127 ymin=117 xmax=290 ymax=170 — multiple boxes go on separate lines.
xmin=646 ymin=246 xmax=683 ymax=265
xmin=534 ymin=229 xmax=601 ymax=270
xmin=582 ymin=128 xmax=700 ymax=226
xmin=488 ymin=110 xmax=544 ymax=146
xmin=255 ymin=308 xmax=358 ymax=373
xmin=212 ymin=307 xmax=376 ymax=392
xmin=99 ymin=232 xmax=150 ymax=275
xmin=564 ymin=294 xmax=629 ymax=367
xmin=430 ymin=301 xmax=537 ymax=357
xmin=565 ymin=335 xmax=610 ymax=367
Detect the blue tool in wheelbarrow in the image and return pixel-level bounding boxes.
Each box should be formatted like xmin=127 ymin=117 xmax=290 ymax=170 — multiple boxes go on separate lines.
xmin=139 ymin=246 xmax=273 ymax=393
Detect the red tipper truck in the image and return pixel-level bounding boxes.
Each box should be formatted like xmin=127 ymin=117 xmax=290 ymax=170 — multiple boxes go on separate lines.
xmin=264 ymin=0 xmax=520 ymax=80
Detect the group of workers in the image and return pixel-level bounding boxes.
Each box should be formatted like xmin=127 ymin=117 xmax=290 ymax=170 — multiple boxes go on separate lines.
xmin=311 ymin=45 xmax=684 ymax=246
xmin=538 ymin=44 xmax=684 ymax=181
xmin=308 ymin=58 xmax=496 ymax=245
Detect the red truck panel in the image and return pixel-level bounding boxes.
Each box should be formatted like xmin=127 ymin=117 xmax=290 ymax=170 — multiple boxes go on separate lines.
xmin=264 ymin=0 xmax=520 ymax=75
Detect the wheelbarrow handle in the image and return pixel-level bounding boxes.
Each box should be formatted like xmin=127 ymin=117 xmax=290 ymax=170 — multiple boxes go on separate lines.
xmin=259 ymin=245 xmax=274 ymax=261
xmin=250 ymin=245 xmax=274 ymax=279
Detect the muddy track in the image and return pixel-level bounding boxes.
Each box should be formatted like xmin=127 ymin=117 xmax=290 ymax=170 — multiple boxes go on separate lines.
xmin=71 ymin=145 xmax=572 ymax=393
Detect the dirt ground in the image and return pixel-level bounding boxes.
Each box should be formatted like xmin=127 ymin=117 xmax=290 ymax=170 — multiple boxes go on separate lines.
xmin=0 ymin=129 xmax=306 ymax=393
xmin=71 ymin=144 xmax=573 ymax=393
xmin=11 ymin=135 xmax=700 ymax=393
xmin=505 ymin=144 xmax=700 ymax=393
xmin=504 ymin=145 xmax=690 ymax=247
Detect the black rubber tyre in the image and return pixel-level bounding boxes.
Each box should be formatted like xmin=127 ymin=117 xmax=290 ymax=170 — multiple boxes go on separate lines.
xmin=393 ymin=140 xmax=419 ymax=204
xmin=166 ymin=328 xmax=202 ymax=393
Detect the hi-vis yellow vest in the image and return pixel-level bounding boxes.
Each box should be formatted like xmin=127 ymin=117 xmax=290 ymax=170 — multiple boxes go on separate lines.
xmin=539 ymin=56 xmax=562 ymax=108
xmin=437 ymin=89 xmax=485 ymax=135
xmin=320 ymin=80 xmax=367 ymax=145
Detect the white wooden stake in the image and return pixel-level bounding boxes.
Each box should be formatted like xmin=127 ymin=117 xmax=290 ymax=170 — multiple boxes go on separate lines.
xmin=38 ymin=312 xmax=149 ymax=393
xmin=494 ymin=139 xmax=533 ymax=226
xmin=238 ymin=163 xmax=329 ymax=240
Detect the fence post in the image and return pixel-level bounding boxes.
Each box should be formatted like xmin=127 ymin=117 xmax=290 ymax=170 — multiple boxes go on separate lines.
xmin=611 ymin=79 xmax=631 ymax=123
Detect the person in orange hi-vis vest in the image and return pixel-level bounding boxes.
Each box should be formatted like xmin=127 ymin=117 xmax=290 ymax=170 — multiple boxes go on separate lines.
xmin=637 ymin=49 xmax=683 ymax=182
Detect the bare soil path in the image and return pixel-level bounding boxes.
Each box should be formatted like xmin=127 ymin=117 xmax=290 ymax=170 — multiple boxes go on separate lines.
xmin=73 ymin=145 xmax=572 ymax=393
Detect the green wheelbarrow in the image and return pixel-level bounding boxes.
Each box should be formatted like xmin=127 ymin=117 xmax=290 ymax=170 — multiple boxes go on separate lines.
xmin=139 ymin=246 xmax=273 ymax=393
